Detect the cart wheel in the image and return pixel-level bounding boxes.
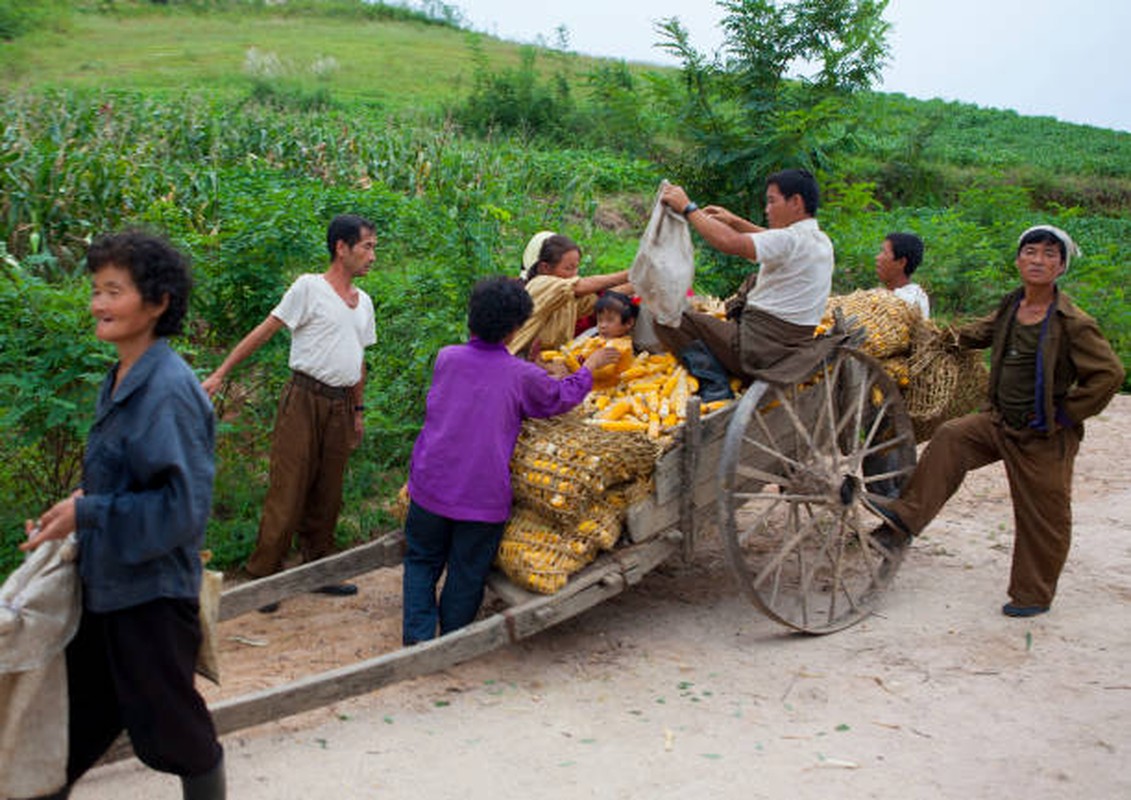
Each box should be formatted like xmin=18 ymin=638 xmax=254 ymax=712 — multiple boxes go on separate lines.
xmin=718 ymin=346 xmax=917 ymax=633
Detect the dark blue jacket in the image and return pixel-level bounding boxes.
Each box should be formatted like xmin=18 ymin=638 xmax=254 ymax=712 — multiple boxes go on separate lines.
xmin=74 ymin=339 xmax=215 ymax=612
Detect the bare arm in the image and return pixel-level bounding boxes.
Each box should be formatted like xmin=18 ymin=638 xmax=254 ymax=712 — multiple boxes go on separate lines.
xmin=660 ymin=183 xmax=759 ymax=261
xmin=574 ymin=270 xmax=631 ymax=297
xmin=201 ymin=315 xmax=285 ymax=397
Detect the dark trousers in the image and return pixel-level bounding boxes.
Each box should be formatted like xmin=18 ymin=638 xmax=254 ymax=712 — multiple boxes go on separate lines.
xmin=654 ymin=307 xmax=816 ymax=380
xmin=246 ymin=375 xmax=353 ymax=577
xmin=402 ymin=501 xmax=505 ymax=645
xmin=889 ymin=412 xmax=1080 ymax=607
xmin=64 ymin=599 xmax=222 ymax=785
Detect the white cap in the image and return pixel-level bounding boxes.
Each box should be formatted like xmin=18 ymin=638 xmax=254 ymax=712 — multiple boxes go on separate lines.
xmin=1018 ymin=224 xmax=1082 ymax=271
xmin=521 ymin=230 xmax=556 ymax=276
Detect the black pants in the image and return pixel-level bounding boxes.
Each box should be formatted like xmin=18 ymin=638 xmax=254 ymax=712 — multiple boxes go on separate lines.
xmin=65 ymin=598 xmax=222 ymax=784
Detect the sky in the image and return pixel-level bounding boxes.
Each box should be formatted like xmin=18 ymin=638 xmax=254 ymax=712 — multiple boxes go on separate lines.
xmin=447 ymin=0 xmax=1131 ymax=133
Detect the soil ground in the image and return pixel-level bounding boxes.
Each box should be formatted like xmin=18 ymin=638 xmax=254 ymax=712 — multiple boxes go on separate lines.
xmin=72 ymin=395 xmax=1131 ymax=800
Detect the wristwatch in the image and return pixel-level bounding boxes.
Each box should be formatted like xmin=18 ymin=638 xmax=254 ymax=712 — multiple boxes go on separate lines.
xmin=682 ymin=202 xmax=699 ymax=217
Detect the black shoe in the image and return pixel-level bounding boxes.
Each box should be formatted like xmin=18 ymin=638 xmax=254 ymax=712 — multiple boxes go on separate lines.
xmin=313 ymin=582 xmax=358 ymax=597
xmin=868 ymin=523 xmax=908 ymax=553
xmin=257 ymin=602 xmax=280 ymax=614
xmin=1002 ymin=602 xmax=1049 ymax=618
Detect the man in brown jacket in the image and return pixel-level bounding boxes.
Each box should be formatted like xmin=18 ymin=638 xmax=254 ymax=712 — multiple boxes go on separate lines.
xmin=879 ymin=225 xmax=1124 ymax=617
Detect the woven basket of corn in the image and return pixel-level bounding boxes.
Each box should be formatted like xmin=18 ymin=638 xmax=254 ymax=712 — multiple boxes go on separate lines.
xmin=495 ymin=507 xmax=597 ymax=594
xmin=511 ymin=414 xmax=659 ymax=524
xmin=904 ymin=324 xmax=989 ymax=441
xmin=821 ymin=289 xmax=920 ymax=359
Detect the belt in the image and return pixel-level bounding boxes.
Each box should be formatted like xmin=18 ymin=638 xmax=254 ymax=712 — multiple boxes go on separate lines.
xmin=290 ymin=370 xmax=351 ymax=399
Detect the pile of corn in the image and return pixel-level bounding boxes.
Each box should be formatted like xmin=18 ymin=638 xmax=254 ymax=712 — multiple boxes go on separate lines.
xmin=541 ymin=335 xmax=738 ymax=444
xmin=499 ymin=334 xmax=740 ymax=595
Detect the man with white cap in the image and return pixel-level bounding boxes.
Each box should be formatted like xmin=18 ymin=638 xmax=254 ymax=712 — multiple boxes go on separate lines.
xmin=876 ymin=224 xmax=1123 ymax=617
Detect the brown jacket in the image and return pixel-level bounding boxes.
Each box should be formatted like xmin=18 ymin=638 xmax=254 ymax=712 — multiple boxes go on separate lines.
xmin=957 ymin=287 xmax=1124 ymax=436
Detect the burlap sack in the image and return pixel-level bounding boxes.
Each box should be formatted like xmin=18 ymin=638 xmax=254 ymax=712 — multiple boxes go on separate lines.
xmin=0 ymin=534 xmax=81 ymax=799
xmin=629 ymin=181 xmax=694 ymax=327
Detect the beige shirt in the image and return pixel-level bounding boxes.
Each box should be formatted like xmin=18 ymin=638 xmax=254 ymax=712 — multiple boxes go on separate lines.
xmin=508 ymin=275 xmax=597 ymax=355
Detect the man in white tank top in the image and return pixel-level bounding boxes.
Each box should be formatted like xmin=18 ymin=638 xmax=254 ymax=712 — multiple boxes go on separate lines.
xmin=202 ymin=215 xmax=377 ymax=608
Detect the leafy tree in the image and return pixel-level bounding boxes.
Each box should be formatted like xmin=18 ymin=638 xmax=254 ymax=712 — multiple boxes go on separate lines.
xmin=657 ymin=0 xmax=890 ymax=215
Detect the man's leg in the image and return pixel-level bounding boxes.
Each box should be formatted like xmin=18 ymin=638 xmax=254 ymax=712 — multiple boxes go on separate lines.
xmin=297 ymin=395 xmax=353 ymax=566
xmin=654 ymin=310 xmax=743 ymax=376
xmin=887 ymin=413 xmax=1002 ymax=535
xmin=245 ymin=382 xmax=317 ymax=577
xmin=1001 ymin=428 xmax=1080 ymax=608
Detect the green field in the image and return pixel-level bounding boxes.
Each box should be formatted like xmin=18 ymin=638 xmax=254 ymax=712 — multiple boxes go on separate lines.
xmin=1 ymin=0 xmax=1128 ymax=578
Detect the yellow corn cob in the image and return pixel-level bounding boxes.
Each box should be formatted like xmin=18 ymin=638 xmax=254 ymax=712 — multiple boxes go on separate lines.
xmin=595 ymin=419 xmax=649 ymax=432
xmin=601 ymin=398 xmax=632 ymax=421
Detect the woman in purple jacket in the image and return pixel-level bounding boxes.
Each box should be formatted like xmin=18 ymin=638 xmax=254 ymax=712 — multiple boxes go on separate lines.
xmin=402 ymin=277 xmax=617 ymax=644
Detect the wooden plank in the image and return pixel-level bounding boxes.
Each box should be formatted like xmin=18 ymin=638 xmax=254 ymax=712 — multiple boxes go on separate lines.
xmin=219 ymin=531 xmax=405 ymax=621
xmin=485 ymin=569 xmax=541 ymax=607
xmin=102 ymin=533 xmax=682 ymax=765
xmin=680 ymin=398 xmax=701 ymax=561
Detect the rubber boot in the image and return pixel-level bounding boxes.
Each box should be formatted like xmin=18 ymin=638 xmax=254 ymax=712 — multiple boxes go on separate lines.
xmin=181 ymin=755 xmax=226 ymax=800
xmin=678 ymin=340 xmax=734 ymax=402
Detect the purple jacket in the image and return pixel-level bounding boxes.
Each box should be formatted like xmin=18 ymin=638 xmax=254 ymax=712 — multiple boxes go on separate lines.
xmin=407 ymin=338 xmax=594 ymax=523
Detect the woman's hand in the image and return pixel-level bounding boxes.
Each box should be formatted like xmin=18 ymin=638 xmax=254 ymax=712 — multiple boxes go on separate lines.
xmin=21 ymin=490 xmax=82 ymax=552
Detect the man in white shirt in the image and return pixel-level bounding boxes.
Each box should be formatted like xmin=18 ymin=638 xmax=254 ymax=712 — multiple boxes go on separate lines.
xmin=655 ymin=169 xmax=835 ymax=396
xmin=876 ymin=232 xmax=930 ymax=318
xmin=202 ymin=214 xmax=377 ymax=608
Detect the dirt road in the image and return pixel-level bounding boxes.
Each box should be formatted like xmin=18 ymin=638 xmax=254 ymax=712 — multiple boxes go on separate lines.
xmin=73 ymin=396 xmax=1131 ymax=799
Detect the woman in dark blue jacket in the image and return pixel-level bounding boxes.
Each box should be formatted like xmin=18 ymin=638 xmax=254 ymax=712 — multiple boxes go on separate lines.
xmin=21 ymin=231 xmax=224 ymax=799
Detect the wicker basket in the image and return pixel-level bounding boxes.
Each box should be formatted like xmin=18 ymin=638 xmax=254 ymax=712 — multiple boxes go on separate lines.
xmin=511 ymin=413 xmax=659 ymax=524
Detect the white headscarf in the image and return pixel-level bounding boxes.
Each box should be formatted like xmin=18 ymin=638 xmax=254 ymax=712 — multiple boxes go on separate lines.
xmin=1018 ymin=224 xmax=1082 ymax=272
xmin=521 ymin=230 xmax=556 ymax=277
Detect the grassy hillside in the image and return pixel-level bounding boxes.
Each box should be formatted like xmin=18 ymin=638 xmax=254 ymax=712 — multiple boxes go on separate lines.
xmin=1 ymin=0 xmax=1128 ymax=578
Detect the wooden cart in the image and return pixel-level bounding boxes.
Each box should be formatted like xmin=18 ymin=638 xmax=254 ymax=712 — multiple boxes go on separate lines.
xmin=112 ymin=340 xmax=917 ymax=756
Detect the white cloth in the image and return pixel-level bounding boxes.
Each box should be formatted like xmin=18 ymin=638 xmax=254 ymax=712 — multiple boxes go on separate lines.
xmin=745 ymin=217 xmax=834 ymax=326
xmin=1018 ymin=224 xmax=1081 ymax=271
xmin=0 ymin=534 xmax=81 ymax=799
xmin=628 ymin=183 xmax=694 ymax=326
xmin=893 ymin=282 xmax=931 ymax=318
xmin=272 ymin=274 xmax=376 ymax=387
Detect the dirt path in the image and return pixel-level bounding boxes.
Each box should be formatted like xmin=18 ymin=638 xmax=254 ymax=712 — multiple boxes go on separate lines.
xmin=74 ymin=396 xmax=1131 ymax=799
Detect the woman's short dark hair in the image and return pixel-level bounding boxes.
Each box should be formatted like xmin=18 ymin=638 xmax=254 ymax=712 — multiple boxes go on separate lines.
xmin=524 ymin=234 xmax=581 ymax=281
xmin=885 ymin=232 xmax=925 ymax=276
xmin=766 ymin=168 xmax=820 ymax=216
xmin=468 ymin=276 xmax=534 ymax=344
xmin=85 ymin=229 xmax=192 ymax=337
xmin=594 ymin=290 xmax=638 ymax=324
xmin=1017 ymin=228 xmax=1067 ymax=263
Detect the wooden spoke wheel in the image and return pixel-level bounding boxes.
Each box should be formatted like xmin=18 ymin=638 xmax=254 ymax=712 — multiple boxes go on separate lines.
xmin=718 ymin=347 xmax=917 ymax=634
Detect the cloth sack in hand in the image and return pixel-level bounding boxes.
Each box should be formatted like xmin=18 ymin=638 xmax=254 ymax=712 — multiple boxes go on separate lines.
xmin=0 ymin=533 xmax=81 ymax=799
xmin=629 ymin=181 xmax=694 ymax=329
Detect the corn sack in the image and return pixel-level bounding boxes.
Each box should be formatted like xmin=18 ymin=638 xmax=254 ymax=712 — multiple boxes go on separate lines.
xmin=511 ymin=414 xmax=658 ymax=524
xmin=821 ymin=289 xmax=919 ymax=359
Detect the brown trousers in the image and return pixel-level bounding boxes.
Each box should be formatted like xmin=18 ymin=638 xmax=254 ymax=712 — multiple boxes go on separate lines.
xmin=653 ymin=306 xmax=816 ymax=380
xmin=245 ymin=375 xmax=354 ymax=577
xmin=888 ymin=412 xmax=1080 ymax=607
